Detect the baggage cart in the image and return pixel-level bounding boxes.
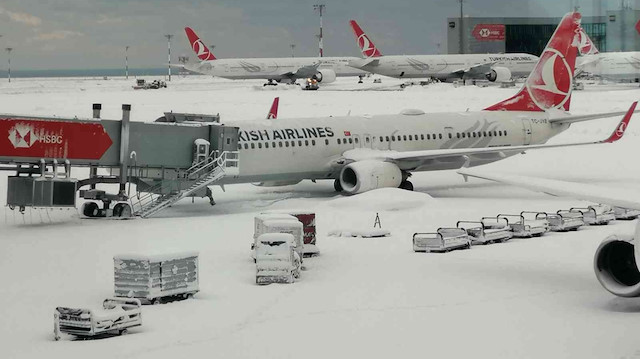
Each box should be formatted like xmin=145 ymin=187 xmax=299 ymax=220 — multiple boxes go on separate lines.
xmin=252 ymin=217 xmax=304 ymax=262
xmin=255 ymin=233 xmax=301 ymax=285
xmin=114 ymin=252 xmax=199 ymax=304
xmin=413 ymin=228 xmax=471 ymax=253
xmin=545 ymin=210 xmax=584 ymax=231
xmin=613 ymin=206 xmax=640 ymax=220
xmin=570 ymin=205 xmax=615 ymax=225
xmin=497 ymin=212 xmax=549 ymax=238
xmin=262 ymin=211 xmax=319 ymax=256
xmin=54 ymin=298 xmax=142 ymax=340
xmin=457 ymin=219 xmax=513 ymax=244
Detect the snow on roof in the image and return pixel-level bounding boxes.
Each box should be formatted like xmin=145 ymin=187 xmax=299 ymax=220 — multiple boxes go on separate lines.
xmin=262 ymin=219 xmax=303 ymax=228
xmin=114 ymin=251 xmax=199 ymax=262
xmin=258 ymin=233 xmax=295 ymax=243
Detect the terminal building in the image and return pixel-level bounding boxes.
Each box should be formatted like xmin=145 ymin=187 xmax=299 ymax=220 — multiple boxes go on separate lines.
xmin=447 ymin=9 xmax=640 ymax=56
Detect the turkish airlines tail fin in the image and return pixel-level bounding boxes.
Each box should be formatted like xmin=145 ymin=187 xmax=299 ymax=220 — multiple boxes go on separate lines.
xmin=349 ymin=20 xmax=382 ymax=58
xmin=578 ymin=27 xmax=600 ymax=55
xmin=267 ymin=97 xmax=279 ymax=119
xmin=184 ymin=27 xmax=216 ymax=61
xmin=485 ymin=12 xmax=581 ymax=112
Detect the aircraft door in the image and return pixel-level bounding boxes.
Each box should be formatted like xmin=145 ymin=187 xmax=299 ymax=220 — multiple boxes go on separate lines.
xmin=362 ymin=134 xmax=373 ymax=149
xmin=521 ymin=119 xmax=533 ymax=145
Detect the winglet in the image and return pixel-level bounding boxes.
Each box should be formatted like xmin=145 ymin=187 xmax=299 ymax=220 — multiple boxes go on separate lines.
xmin=184 ymin=27 xmax=216 ymax=61
xmin=349 ymin=20 xmax=382 ymax=58
xmin=602 ymin=101 xmax=637 ymax=143
xmin=267 ymin=97 xmax=279 ymax=119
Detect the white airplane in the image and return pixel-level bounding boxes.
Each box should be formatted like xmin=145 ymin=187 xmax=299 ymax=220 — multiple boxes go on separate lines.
xmin=576 ymin=30 xmax=640 ymax=82
xmin=183 ymin=27 xmax=368 ymax=86
xmin=346 ymin=20 xmax=539 ymax=82
xmin=457 ymin=145 xmax=640 ymax=298
xmin=217 ymin=12 xmax=636 ymax=195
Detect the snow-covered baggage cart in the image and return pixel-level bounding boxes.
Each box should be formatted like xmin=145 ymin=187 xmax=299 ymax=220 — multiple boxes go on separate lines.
xmin=252 ymin=217 xmax=304 ymax=262
xmin=412 ymin=228 xmax=471 ymax=253
xmin=613 ymin=206 xmax=640 ymax=220
xmin=261 ymin=211 xmax=319 ymax=256
xmin=570 ymin=205 xmax=615 ymax=225
xmin=497 ymin=212 xmax=549 ymax=238
xmin=457 ymin=219 xmax=513 ymax=244
xmin=545 ymin=210 xmax=584 ymax=232
xmin=255 ymin=233 xmax=301 ymax=285
xmin=114 ymin=252 xmax=199 ymax=304
xmin=54 ymin=298 xmax=142 ymax=340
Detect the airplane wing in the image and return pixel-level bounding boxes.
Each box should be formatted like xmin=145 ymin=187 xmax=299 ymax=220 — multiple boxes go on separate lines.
xmin=281 ymin=63 xmax=320 ymax=79
xmin=456 ymin=168 xmax=640 ymax=211
xmin=451 ymin=62 xmax=495 ymax=76
xmin=342 ymin=102 xmax=636 ymax=171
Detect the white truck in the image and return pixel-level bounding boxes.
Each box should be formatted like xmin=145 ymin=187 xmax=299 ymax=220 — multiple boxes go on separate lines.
xmin=252 ymin=215 xmax=304 ymax=263
xmin=456 ymin=218 xmax=513 ymax=244
xmin=54 ymin=298 xmax=142 ymax=340
xmin=255 ymin=233 xmax=302 ymax=284
xmin=570 ymin=205 xmax=615 ymax=225
xmin=497 ymin=212 xmax=549 ymax=238
xmin=545 ymin=210 xmax=584 ymax=232
xmin=413 ymin=228 xmax=471 ymax=253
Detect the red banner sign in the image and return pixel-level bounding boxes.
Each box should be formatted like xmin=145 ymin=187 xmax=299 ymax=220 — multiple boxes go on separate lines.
xmin=472 ymin=24 xmax=505 ymax=41
xmin=636 ymin=20 xmax=640 ymax=35
xmin=0 ymin=118 xmax=113 ymax=160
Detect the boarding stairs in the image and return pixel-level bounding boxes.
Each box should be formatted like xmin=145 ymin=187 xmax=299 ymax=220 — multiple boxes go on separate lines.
xmin=133 ymin=151 xmax=238 ymax=218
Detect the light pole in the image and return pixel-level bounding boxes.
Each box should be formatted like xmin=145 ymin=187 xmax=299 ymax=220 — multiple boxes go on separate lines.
xmin=165 ymin=34 xmax=173 ymax=81
xmin=290 ymin=44 xmax=296 ymax=57
xmin=313 ymin=4 xmax=325 ymax=57
xmin=458 ymin=0 xmax=464 ymax=54
xmin=6 ymin=47 xmax=12 ymax=83
xmin=125 ymin=46 xmax=129 ymax=79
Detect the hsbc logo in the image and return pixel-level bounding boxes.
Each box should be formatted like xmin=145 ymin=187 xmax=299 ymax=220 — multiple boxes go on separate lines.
xmin=8 ymin=123 xmax=63 ymax=148
xmin=479 ymin=28 xmax=490 ymax=38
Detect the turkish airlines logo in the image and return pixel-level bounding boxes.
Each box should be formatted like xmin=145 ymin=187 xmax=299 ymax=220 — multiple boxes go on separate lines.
xmin=192 ymin=39 xmax=209 ymax=58
xmin=577 ymin=29 xmax=593 ymax=55
xmin=526 ymin=48 xmax=572 ymax=111
xmin=8 ymin=123 xmax=63 ymax=148
xmin=357 ymin=33 xmax=377 ymax=58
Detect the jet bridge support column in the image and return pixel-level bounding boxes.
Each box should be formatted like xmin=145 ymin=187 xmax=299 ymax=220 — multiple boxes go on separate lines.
xmin=90 ymin=103 xmax=101 ymax=190
xmin=119 ymin=104 xmax=131 ymax=195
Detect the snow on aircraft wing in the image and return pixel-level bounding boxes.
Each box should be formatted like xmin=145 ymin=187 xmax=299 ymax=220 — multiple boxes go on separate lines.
xmin=451 ymin=62 xmax=495 ymax=76
xmin=456 ymin=168 xmax=640 ymax=211
xmin=343 ymin=102 xmax=636 ymax=171
xmin=281 ymin=63 xmax=320 ymax=79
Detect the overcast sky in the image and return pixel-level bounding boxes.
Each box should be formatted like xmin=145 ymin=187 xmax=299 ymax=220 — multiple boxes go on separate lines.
xmin=0 ymin=0 xmax=635 ymax=70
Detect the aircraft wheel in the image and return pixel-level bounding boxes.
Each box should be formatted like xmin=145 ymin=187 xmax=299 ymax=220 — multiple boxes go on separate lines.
xmin=113 ymin=203 xmax=132 ymax=218
xmin=334 ymin=179 xmax=343 ymax=192
xmin=399 ymin=180 xmax=414 ymax=191
xmin=83 ymin=202 xmax=99 ymax=217
xmin=119 ymin=329 xmax=128 ymax=336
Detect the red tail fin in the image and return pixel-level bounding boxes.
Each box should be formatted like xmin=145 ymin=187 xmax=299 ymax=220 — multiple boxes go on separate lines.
xmin=267 ymin=97 xmax=279 ymax=119
xmin=349 ymin=20 xmax=382 ymax=58
xmin=603 ymin=102 xmax=636 ymax=143
xmin=578 ymin=27 xmax=599 ymax=55
xmin=184 ymin=27 xmax=216 ymax=61
xmin=485 ymin=12 xmax=581 ymax=112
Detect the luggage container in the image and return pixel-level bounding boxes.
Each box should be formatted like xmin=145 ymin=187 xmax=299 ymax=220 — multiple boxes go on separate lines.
xmin=613 ymin=206 xmax=640 ymax=220
xmin=545 ymin=210 xmax=584 ymax=232
xmin=497 ymin=212 xmax=549 ymax=238
xmin=252 ymin=217 xmax=304 ymax=262
xmin=261 ymin=211 xmax=319 ymax=256
xmin=457 ymin=218 xmax=513 ymax=244
xmin=54 ymin=298 xmax=142 ymax=340
xmin=255 ymin=233 xmax=301 ymax=285
xmin=114 ymin=252 xmax=199 ymax=304
xmin=570 ymin=205 xmax=615 ymax=225
xmin=412 ymin=228 xmax=471 ymax=253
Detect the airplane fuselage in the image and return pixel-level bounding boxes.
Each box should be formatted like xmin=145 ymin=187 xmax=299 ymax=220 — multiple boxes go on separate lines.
xmin=219 ymin=110 xmax=569 ymax=185
xmin=187 ymin=56 xmax=368 ymax=80
xmin=578 ymin=52 xmax=640 ymax=81
xmin=349 ymin=53 xmax=538 ymax=80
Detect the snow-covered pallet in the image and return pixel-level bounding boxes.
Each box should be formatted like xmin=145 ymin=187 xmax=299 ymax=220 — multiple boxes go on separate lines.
xmin=497 ymin=212 xmax=550 ymax=238
xmin=54 ymin=298 xmax=142 ymax=340
xmin=113 ymin=252 xmax=199 ymax=304
xmin=413 ymin=228 xmax=471 ymax=253
xmin=457 ymin=219 xmax=513 ymax=245
xmin=570 ymin=205 xmax=615 ymax=225
xmin=613 ymin=206 xmax=640 ymax=220
xmin=328 ymin=228 xmax=391 ymax=238
xmin=546 ymin=210 xmax=585 ymax=232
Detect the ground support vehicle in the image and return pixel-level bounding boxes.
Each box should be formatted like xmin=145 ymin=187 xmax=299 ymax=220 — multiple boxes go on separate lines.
xmin=413 ymin=228 xmax=471 ymax=253
xmin=114 ymin=252 xmax=199 ymax=304
xmin=456 ymin=219 xmax=513 ymax=244
xmin=545 ymin=210 xmax=585 ymax=231
xmin=255 ymin=233 xmax=301 ymax=284
xmin=54 ymin=298 xmax=141 ymax=340
xmin=570 ymin=205 xmax=615 ymax=225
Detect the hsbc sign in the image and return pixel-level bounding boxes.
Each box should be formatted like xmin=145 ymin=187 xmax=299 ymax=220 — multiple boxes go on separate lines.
xmin=8 ymin=123 xmax=64 ymax=148
xmin=472 ymin=24 xmax=505 ymax=41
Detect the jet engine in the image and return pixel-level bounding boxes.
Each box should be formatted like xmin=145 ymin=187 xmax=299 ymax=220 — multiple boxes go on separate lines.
xmin=313 ymin=69 xmax=337 ymax=83
xmin=485 ymin=67 xmax=512 ymax=82
xmin=339 ymin=160 xmax=402 ymax=195
xmin=594 ymin=234 xmax=640 ymax=297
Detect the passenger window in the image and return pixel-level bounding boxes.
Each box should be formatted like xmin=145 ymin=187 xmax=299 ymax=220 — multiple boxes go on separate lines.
xmin=409 ymin=135 xmax=413 ymax=141
xmin=483 ymin=131 xmax=487 ymax=137
xmin=312 ymin=140 xmax=316 ymax=145
xmin=337 ymin=139 xmax=341 ymax=144
xmin=265 ymin=143 xmax=269 ymax=148
xmin=298 ymin=140 xmax=302 ymax=146
xmin=505 ymin=130 xmax=508 ymax=136
xmin=493 ymin=131 xmax=497 ymax=136
xmin=456 ymin=133 xmax=460 ymax=138
xmin=305 ymin=140 xmax=309 ymax=146
xmin=380 ymin=136 xmax=384 ymax=142
xmin=251 ymin=143 xmax=255 ymax=149
xmin=285 ymin=142 xmax=289 ymax=147
xmin=439 ymin=134 xmax=443 ymax=139
xmin=403 ymin=135 xmax=407 ymax=141
xmin=472 ymin=132 xmax=476 ymax=138
xmin=391 ymin=136 xmax=396 ymax=141
xmin=325 ymin=139 xmax=329 ymax=145
xmin=258 ymin=143 xmax=262 ymax=149
xmin=244 ymin=143 xmax=248 ymax=150
xmin=272 ymin=142 xmax=276 ymax=148
xmin=386 ymin=136 xmax=390 ymax=142
xmin=427 ymin=134 xmax=430 ymax=140
xmin=292 ymin=141 xmax=296 ymax=147
xmin=238 ymin=144 xmax=242 ymax=150
xmin=421 ymin=134 xmax=425 ymax=140
xmin=462 ymin=133 xmax=466 ymax=138
xmin=355 ymin=138 xmax=359 ymax=144
xmin=279 ymin=142 xmax=283 ymax=147
xmin=488 ymin=131 xmax=492 ymax=137
xmin=365 ymin=137 xmax=370 ymax=143
xmin=348 ymin=138 xmax=353 ymax=144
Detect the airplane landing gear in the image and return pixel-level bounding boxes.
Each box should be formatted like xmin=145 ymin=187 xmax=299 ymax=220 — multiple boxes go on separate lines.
xmin=206 ymin=187 xmax=216 ymax=206
xmin=263 ymin=79 xmax=277 ymax=87
xmin=399 ymin=180 xmax=414 ymax=191
xmin=358 ymin=75 xmax=364 ymax=84
xmin=334 ymin=179 xmax=343 ymax=192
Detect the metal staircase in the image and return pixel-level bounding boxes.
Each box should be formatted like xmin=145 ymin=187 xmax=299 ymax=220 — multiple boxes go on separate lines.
xmin=132 ymin=151 xmax=238 ymax=218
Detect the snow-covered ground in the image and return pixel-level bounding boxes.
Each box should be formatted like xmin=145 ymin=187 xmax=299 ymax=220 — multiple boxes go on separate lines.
xmin=1 ymin=75 xmax=640 ymax=358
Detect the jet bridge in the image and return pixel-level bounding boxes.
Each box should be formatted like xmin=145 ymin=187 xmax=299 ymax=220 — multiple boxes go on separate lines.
xmin=0 ymin=104 xmax=239 ymax=218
